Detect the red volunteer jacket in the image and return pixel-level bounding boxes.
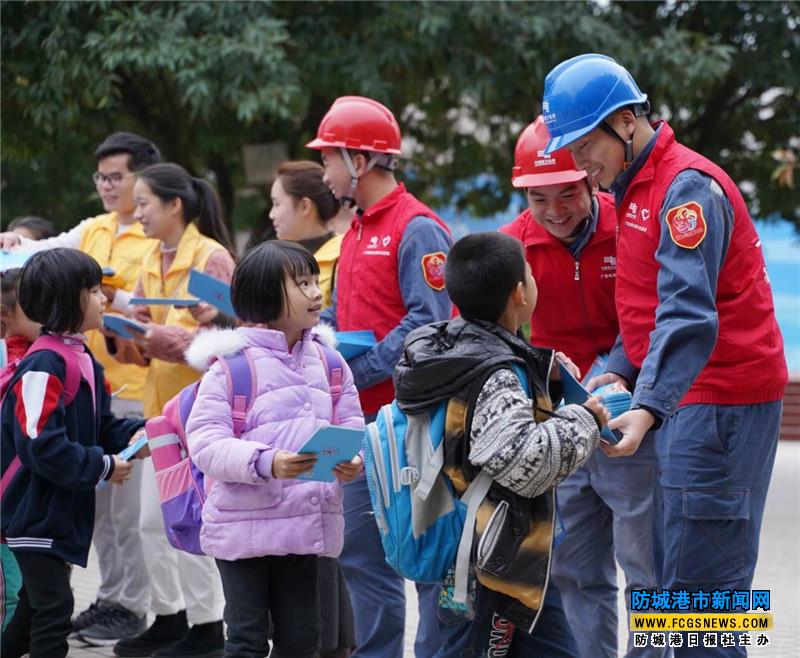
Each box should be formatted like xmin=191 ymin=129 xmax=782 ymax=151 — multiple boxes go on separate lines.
xmin=501 ymin=193 xmax=619 ymax=376
xmin=337 ymin=183 xmax=451 ymax=414
xmin=616 ymin=122 xmax=786 ymax=406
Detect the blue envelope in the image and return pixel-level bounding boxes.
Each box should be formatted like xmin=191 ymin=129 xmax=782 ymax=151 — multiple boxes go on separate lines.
xmin=558 ymin=363 xmax=623 ymax=444
xmin=296 ymin=426 xmax=365 ymax=482
xmin=130 ymin=297 xmax=200 ymax=307
xmin=335 ymin=330 xmax=377 ymax=360
xmin=0 ymin=251 xmax=31 ymax=272
xmin=188 ymin=269 xmax=235 ymax=317
xmin=103 ymin=315 xmax=146 ymax=340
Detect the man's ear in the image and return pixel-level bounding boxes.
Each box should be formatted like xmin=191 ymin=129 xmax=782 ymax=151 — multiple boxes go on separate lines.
xmin=614 ymin=108 xmax=638 ymax=141
xmin=352 ymin=152 xmax=371 ymax=176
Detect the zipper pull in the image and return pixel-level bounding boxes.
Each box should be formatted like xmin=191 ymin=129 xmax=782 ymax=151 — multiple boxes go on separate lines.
xmin=574 ymin=261 xmax=580 ymax=281
xmin=357 ymin=222 xmax=363 ymax=241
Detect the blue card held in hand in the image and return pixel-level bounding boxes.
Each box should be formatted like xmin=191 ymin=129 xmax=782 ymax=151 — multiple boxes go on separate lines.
xmin=103 ymin=315 xmax=146 ymax=340
xmin=188 ymin=269 xmax=235 ymax=317
xmin=296 ymin=426 xmax=365 ymax=482
xmin=335 ymin=330 xmax=377 ymax=361
xmin=558 ymin=363 xmax=623 ymax=444
xmin=0 ymin=251 xmax=31 ymax=272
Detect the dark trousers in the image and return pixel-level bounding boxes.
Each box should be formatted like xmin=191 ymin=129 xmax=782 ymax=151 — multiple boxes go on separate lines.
xmin=216 ymin=554 xmax=319 ymax=658
xmin=0 ymin=552 xmax=73 ymax=658
xmin=435 ymin=581 xmax=579 ymax=657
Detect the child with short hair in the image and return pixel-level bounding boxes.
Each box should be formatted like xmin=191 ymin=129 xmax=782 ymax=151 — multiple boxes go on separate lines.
xmin=0 ymin=267 xmax=41 ymax=633
xmin=393 ymin=232 xmax=610 ymax=657
xmin=0 ymin=249 xmax=146 ymax=658
xmin=184 ymin=241 xmax=365 ymax=658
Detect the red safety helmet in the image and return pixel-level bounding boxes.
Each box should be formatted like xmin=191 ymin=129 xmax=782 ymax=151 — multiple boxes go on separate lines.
xmin=511 ymin=116 xmax=588 ymax=189
xmin=306 ymin=96 xmax=402 ymax=155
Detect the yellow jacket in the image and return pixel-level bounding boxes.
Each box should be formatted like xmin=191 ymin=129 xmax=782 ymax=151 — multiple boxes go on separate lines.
xmin=79 ymin=213 xmax=157 ymax=401
xmin=314 ymin=233 xmax=343 ymax=309
xmin=139 ymin=223 xmax=232 ymax=417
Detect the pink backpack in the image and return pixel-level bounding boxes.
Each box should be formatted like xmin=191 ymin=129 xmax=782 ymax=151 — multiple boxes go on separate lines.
xmin=0 ymin=336 xmax=82 ymax=500
xmin=145 ymin=342 xmax=344 ymax=555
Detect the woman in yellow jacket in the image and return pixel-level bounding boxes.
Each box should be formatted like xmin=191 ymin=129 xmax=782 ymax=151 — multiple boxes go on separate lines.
xmin=267 ymin=160 xmax=348 ymax=307
xmin=114 ymin=162 xmax=235 ymax=658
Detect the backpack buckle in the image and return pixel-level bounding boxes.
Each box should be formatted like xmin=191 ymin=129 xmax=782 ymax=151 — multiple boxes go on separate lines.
xmin=399 ymin=467 xmax=420 ymax=486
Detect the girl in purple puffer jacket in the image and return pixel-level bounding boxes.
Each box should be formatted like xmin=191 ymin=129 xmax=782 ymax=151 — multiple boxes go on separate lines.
xmin=185 ymin=241 xmax=364 ymax=658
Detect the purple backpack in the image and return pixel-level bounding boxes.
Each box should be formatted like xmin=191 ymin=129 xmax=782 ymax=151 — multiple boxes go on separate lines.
xmin=145 ymin=342 xmax=344 ymax=555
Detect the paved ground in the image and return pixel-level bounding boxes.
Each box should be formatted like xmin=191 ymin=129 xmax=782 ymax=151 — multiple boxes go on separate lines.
xmin=60 ymin=441 xmax=800 ymax=657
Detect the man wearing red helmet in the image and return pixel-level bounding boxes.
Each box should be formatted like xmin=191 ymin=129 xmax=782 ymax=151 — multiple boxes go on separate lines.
xmin=309 ymin=96 xmax=452 ymax=658
xmin=499 ymin=117 xmax=663 ymax=658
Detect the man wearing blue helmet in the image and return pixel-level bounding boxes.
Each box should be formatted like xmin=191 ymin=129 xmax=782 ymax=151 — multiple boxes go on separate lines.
xmin=541 ymin=54 xmax=787 ymax=658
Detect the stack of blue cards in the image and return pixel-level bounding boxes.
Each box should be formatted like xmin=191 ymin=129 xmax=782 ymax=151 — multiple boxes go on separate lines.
xmin=593 ymin=384 xmax=632 ymax=420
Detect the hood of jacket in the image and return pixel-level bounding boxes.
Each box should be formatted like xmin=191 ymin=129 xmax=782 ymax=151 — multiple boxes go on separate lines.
xmin=394 ymin=316 xmax=553 ymax=413
xmin=184 ymin=323 xmax=337 ymax=372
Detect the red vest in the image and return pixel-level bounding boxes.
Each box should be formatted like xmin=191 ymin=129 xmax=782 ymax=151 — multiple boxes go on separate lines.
xmin=337 ymin=183 xmax=450 ymax=415
xmin=500 ymin=193 xmax=619 ymax=375
xmin=616 ymin=122 xmax=786 ymax=406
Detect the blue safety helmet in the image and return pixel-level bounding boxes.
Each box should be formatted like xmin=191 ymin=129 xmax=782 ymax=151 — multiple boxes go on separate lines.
xmin=542 ymin=54 xmax=648 ymax=154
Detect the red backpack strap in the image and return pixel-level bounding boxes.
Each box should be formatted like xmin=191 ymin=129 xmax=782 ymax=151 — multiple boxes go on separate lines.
xmin=315 ymin=342 xmax=344 ymax=424
xmin=215 ymin=349 xmax=257 ymax=438
xmin=24 ymin=336 xmax=82 ymax=406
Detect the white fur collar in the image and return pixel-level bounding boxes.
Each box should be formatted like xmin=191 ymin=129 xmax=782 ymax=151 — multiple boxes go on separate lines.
xmin=185 ymin=323 xmax=338 ymax=371
xmin=185 ymin=329 xmax=247 ymax=371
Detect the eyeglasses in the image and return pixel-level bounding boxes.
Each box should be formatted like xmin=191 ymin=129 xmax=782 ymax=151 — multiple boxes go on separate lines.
xmin=92 ymin=172 xmax=133 ymax=188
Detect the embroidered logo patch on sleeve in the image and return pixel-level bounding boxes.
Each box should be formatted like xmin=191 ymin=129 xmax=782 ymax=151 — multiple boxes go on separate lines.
xmin=665 ymin=201 xmax=707 ymax=249
xmin=421 ymin=252 xmax=447 ymax=291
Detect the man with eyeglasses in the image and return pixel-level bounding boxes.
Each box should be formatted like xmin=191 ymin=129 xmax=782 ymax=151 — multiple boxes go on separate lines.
xmin=0 ymin=132 xmax=162 ymax=649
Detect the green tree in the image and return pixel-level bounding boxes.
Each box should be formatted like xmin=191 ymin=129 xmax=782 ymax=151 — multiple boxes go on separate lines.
xmin=2 ymin=1 xmax=797 ymax=232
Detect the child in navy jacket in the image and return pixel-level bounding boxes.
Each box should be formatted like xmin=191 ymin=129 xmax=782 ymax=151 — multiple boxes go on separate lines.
xmin=0 ymin=249 xmax=146 ymax=658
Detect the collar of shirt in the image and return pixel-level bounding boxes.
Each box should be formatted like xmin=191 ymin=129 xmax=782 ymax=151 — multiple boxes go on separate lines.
xmin=609 ymin=123 xmax=663 ymax=206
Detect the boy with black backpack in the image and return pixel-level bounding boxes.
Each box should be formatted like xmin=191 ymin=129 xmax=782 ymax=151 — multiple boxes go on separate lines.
xmin=392 ymin=232 xmax=610 ymax=656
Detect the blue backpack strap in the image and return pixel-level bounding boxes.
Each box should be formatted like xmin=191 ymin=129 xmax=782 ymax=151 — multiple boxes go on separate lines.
xmin=315 ymin=342 xmax=344 ymax=423
xmin=509 ymin=362 xmax=530 ymax=397
xmin=216 ymin=349 xmax=257 ymax=437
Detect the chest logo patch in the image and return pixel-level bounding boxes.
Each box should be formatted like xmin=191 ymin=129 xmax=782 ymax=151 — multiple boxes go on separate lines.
xmin=421 ymin=252 xmax=447 ymax=291
xmin=665 ymin=201 xmax=707 ymax=249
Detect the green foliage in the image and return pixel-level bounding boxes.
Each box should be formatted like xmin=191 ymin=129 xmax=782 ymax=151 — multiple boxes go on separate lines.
xmin=2 ymin=0 xmax=798 ymax=232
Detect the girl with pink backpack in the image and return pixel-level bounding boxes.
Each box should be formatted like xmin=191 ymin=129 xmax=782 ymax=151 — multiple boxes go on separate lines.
xmin=184 ymin=241 xmax=364 ymax=658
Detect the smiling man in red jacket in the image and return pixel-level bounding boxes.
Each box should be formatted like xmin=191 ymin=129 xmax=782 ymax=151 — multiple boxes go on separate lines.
xmin=500 ymin=116 xmax=663 ymax=658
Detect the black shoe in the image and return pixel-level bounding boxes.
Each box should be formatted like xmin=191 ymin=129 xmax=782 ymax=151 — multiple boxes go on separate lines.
xmin=72 ymin=599 xmax=113 ymax=634
xmin=151 ymin=621 xmax=224 ymax=658
xmin=79 ymin=604 xmax=147 ymax=646
xmin=112 ymin=610 xmax=189 ymax=657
